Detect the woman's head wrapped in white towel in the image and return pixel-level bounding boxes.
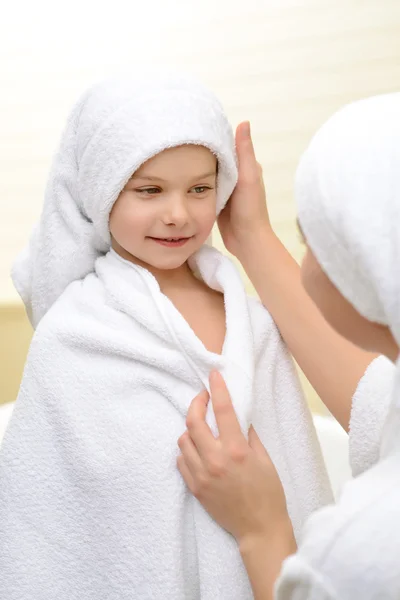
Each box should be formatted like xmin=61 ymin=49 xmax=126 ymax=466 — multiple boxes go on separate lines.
xmin=296 ymin=93 xmax=400 ymax=357
xmin=296 ymin=92 xmax=400 ymax=460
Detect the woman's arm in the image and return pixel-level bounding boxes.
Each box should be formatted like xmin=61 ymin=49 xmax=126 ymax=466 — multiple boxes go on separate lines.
xmin=240 ymin=525 xmax=297 ymax=600
xmin=219 ymin=122 xmax=377 ymax=431
xmin=177 ymin=371 xmax=297 ymax=600
xmin=239 ymin=228 xmax=377 ymax=431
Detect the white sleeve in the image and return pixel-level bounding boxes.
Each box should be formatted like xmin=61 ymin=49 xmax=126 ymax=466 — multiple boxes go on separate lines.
xmin=274 ymin=498 xmax=344 ymax=600
xmin=275 ymin=555 xmax=338 ymax=600
xmin=349 ymin=355 xmax=395 ymax=476
xmin=275 ymin=454 xmax=400 ymax=600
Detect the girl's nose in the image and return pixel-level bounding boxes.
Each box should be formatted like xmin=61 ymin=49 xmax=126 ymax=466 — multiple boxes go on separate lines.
xmin=162 ymin=194 xmax=190 ymax=228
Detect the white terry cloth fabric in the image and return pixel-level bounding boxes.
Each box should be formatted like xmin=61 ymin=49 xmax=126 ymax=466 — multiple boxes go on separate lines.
xmin=349 ymin=354 xmax=395 ymax=477
xmin=11 ymin=73 xmax=237 ymax=329
xmin=0 ymin=74 xmax=332 ymax=599
xmin=0 ymin=245 xmax=332 ymax=600
xmin=275 ymin=92 xmax=400 ymax=600
xmin=296 ymin=93 xmax=400 ymax=337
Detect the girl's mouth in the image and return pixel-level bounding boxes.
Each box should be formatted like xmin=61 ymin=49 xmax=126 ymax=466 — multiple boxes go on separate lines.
xmin=148 ymin=237 xmax=192 ymax=248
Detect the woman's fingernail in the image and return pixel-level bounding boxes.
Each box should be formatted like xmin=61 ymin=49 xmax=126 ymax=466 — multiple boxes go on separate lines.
xmin=243 ymin=121 xmax=251 ymax=137
xmin=210 ymin=370 xmax=220 ymax=385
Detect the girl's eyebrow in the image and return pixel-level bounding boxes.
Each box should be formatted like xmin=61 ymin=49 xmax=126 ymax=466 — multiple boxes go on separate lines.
xmin=130 ymin=171 xmax=217 ymax=182
xmin=130 ymin=175 xmax=164 ymax=182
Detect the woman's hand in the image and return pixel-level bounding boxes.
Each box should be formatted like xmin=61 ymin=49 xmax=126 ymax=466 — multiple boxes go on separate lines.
xmin=177 ymin=370 xmax=294 ymax=548
xmin=218 ymin=122 xmax=272 ymax=258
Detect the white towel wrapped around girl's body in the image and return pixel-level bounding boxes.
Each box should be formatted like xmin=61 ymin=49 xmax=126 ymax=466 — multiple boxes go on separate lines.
xmin=0 ymin=73 xmax=332 ymax=600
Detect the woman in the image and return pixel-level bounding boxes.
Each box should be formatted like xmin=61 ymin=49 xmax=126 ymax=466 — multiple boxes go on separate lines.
xmin=177 ymin=93 xmax=400 ymax=598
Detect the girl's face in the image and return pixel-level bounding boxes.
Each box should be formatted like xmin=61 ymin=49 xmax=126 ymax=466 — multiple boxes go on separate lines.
xmin=109 ymin=145 xmax=217 ymax=272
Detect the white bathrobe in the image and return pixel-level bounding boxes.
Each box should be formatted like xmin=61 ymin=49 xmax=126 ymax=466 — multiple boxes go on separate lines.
xmin=0 ymin=246 xmax=332 ymax=600
xmin=276 ymin=92 xmax=400 ymax=600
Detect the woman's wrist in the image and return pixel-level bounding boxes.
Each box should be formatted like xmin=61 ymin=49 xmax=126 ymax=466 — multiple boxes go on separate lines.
xmin=238 ymin=519 xmax=297 ymax=600
xmin=238 ymin=517 xmax=297 ymax=559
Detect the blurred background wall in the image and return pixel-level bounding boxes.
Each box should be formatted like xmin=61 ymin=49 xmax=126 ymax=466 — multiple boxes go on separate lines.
xmin=1 ymin=0 xmax=400 ymax=406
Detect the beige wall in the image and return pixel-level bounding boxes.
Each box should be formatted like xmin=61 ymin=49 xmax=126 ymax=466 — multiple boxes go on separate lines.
xmin=1 ymin=0 xmax=400 ymax=405
xmin=0 ymin=305 xmax=32 ymax=404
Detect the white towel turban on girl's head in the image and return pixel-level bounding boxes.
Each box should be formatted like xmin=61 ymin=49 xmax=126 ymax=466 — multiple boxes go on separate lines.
xmin=12 ymin=72 xmax=238 ymax=328
xmin=295 ymin=92 xmax=400 ymax=347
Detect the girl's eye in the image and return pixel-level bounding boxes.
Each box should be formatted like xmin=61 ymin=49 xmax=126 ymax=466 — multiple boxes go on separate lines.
xmin=135 ymin=187 xmax=161 ymax=195
xmin=192 ymin=186 xmax=212 ymax=194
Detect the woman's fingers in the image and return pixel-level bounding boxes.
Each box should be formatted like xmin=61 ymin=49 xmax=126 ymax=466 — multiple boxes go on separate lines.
xmin=209 ymin=371 xmax=245 ymax=446
xmin=180 ymin=372 xmax=249 ymax=484
xmin=248 ymin=425 xmax=269 ymax=457
xmin=177 ymin=431 xmax=203 ymax=472
xmin=185 ymin=388 xmax=216 ymax=459
xmin=178 ymin=428 xmax=225 ymax=497
xmin=235 ymin=121 xmax=259 ymax=185
xmin=176 ymin=454 xmax=196 ymax=493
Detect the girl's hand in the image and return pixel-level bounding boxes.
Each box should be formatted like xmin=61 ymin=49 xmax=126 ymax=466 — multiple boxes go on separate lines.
xmin=177 ymin=371 xmax=294 ymax=548
xmin=218 ymin=122 xmax=272 ymax=258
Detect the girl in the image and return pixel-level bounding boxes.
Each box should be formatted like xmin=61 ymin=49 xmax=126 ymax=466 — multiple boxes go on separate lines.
xmin=0 ymin=73 xmax=331 ymax=599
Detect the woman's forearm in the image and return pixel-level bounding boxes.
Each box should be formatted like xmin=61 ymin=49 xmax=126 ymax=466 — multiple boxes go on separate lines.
xmin=238 ymin=228 xmax=377 ymax=431
xmin=239 ymin=524 xmax=297 ymax=600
